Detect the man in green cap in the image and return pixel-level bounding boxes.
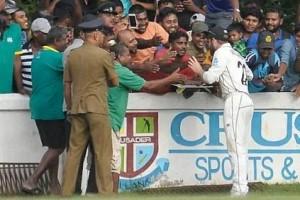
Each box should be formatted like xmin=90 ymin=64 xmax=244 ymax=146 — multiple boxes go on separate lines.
xmin=187 ymin=21 xmax=212 ymax=69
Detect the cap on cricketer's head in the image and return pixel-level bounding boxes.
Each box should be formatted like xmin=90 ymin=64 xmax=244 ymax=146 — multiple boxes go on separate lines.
xmin=31 ymin=18 xmax=51 ymax=34
xmin=97 ymin=2 xmax=116 ymax=15
xmin=192 ymin=21 xmax=209 ymax=34
xmin=257 ymin=31 xmax=275 ymax=49
xmin=207 ymin=26 xmax=228 ymax=41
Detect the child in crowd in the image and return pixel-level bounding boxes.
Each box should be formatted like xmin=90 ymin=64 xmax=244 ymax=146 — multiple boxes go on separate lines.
xmin=227 ymin=22 xmax=248 ymax=57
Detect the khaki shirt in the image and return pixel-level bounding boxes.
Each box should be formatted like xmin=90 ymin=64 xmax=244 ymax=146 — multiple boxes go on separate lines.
xmin=64 ymin=43 xmax=117 ymax=114
xmin=187 ymin=41 xmax=212 ymax=66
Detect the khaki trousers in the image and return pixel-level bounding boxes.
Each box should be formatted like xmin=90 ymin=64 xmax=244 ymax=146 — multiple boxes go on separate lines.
xmin=62 ymin=113 xmax=113 ymax=196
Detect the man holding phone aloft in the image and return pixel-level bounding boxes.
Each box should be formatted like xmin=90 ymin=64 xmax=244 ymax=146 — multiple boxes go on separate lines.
xmin=128 ymin=4 xmax=168 ymax=64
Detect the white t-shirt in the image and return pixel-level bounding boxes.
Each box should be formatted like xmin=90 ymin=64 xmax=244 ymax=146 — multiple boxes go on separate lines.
xmin=203 ymin=43 xmax=253 ymax=99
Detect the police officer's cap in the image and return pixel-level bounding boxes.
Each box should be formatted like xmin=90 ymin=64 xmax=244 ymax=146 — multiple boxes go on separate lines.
xmin=97 ymin=2 xmax=116 ymax=15
xmin=78 ymin=18 xmax=103 ymax=32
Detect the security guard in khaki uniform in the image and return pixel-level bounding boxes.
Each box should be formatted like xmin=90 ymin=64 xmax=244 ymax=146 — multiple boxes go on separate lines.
xmin=62 ymin=18 xmax=118 ymax=196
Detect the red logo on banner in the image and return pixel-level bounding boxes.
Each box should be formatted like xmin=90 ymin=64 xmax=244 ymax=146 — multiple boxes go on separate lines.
xmin=120 ymin=112 xmax=158 ymax=178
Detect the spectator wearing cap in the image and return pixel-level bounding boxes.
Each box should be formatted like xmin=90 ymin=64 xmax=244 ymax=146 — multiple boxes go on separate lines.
xmin=128 ymin=4 xmax=168 ymax=64
xmin=187 ymin=13 xmax=206 ymax=41
xmin=0 ymin=3 xmax=22 ymax=93
xmin=204 ymin=0 xmax=242 ymax=29
xmin=3 ymin=2 xmax=29 ymax=46
xmin=14 ymin=18 xmax=51 ymax=95
xmin=190 ymin=13 xmax=205 ymax=26
xmin=97 ymin=1 xmax=117 ymax=29
xmin=187 ymin=21 xmax=212 ymax=68
xmin=245 ymin=31 xmax=281 ymax=93
xmin=3 ymin=0 xmax=17 ymax=19
xmin=62 ymin=18 xmax=118 ymax=196
xmin=22 ymin=26 xmax=69 ymax=195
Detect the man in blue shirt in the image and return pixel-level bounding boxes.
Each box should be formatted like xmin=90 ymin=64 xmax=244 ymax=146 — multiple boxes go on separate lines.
xmin=281 ymin=26 xmax=300 ymax=92
xmin=246 ymin=31 xmax=281 ymax=92
xmin=247 ymin=6 xmax=293 ymax=85
xmin=241 ymin=8 xmax=263 ymax=42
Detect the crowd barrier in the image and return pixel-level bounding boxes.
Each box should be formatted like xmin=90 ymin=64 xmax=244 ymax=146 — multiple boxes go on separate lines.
xmin=1 ymin=92 xmax=300 ymax=193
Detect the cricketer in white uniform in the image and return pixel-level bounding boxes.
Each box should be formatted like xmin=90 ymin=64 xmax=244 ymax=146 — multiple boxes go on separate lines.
xmin=188 ymin=26 xmax=254 ymax=196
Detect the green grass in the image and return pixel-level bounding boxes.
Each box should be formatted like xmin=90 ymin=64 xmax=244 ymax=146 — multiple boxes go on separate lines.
xmin=1 ymin=194 xmax=300 ymax=200
xmin=1 ymin=184 xmax=300 ymax=200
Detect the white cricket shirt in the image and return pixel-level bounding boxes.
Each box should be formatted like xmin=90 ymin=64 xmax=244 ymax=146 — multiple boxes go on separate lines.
xmin=203 ymin=43 xmax=253 ymax=99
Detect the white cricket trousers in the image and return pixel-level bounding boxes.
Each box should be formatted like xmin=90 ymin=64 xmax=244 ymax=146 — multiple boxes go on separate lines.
xmin=223 ymin=92 xmax=254 ymax=195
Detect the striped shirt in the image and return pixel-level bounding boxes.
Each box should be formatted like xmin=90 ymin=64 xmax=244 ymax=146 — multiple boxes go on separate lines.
xmin=15 ymin=42 xmax=34 ymax=92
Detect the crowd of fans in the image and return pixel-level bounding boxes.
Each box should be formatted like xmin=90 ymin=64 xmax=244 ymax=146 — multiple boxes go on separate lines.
xmin=1 ymin=0 xmax=300 ymax=197
xmin=0 ymin=0 xmax=300 ymax=96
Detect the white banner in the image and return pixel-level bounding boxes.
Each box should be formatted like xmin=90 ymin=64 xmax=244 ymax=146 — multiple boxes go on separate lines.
xmin=1 ymin=93 xmax=300 ymax=191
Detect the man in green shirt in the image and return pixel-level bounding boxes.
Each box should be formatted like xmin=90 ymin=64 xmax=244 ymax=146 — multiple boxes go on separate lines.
xmin=0 ymin=18 xmax=22 ymax=93
xmin=22 ymin=26 xmax=68 ymax=195
xmin=109 ymin=43 xmax=186 ymax=193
